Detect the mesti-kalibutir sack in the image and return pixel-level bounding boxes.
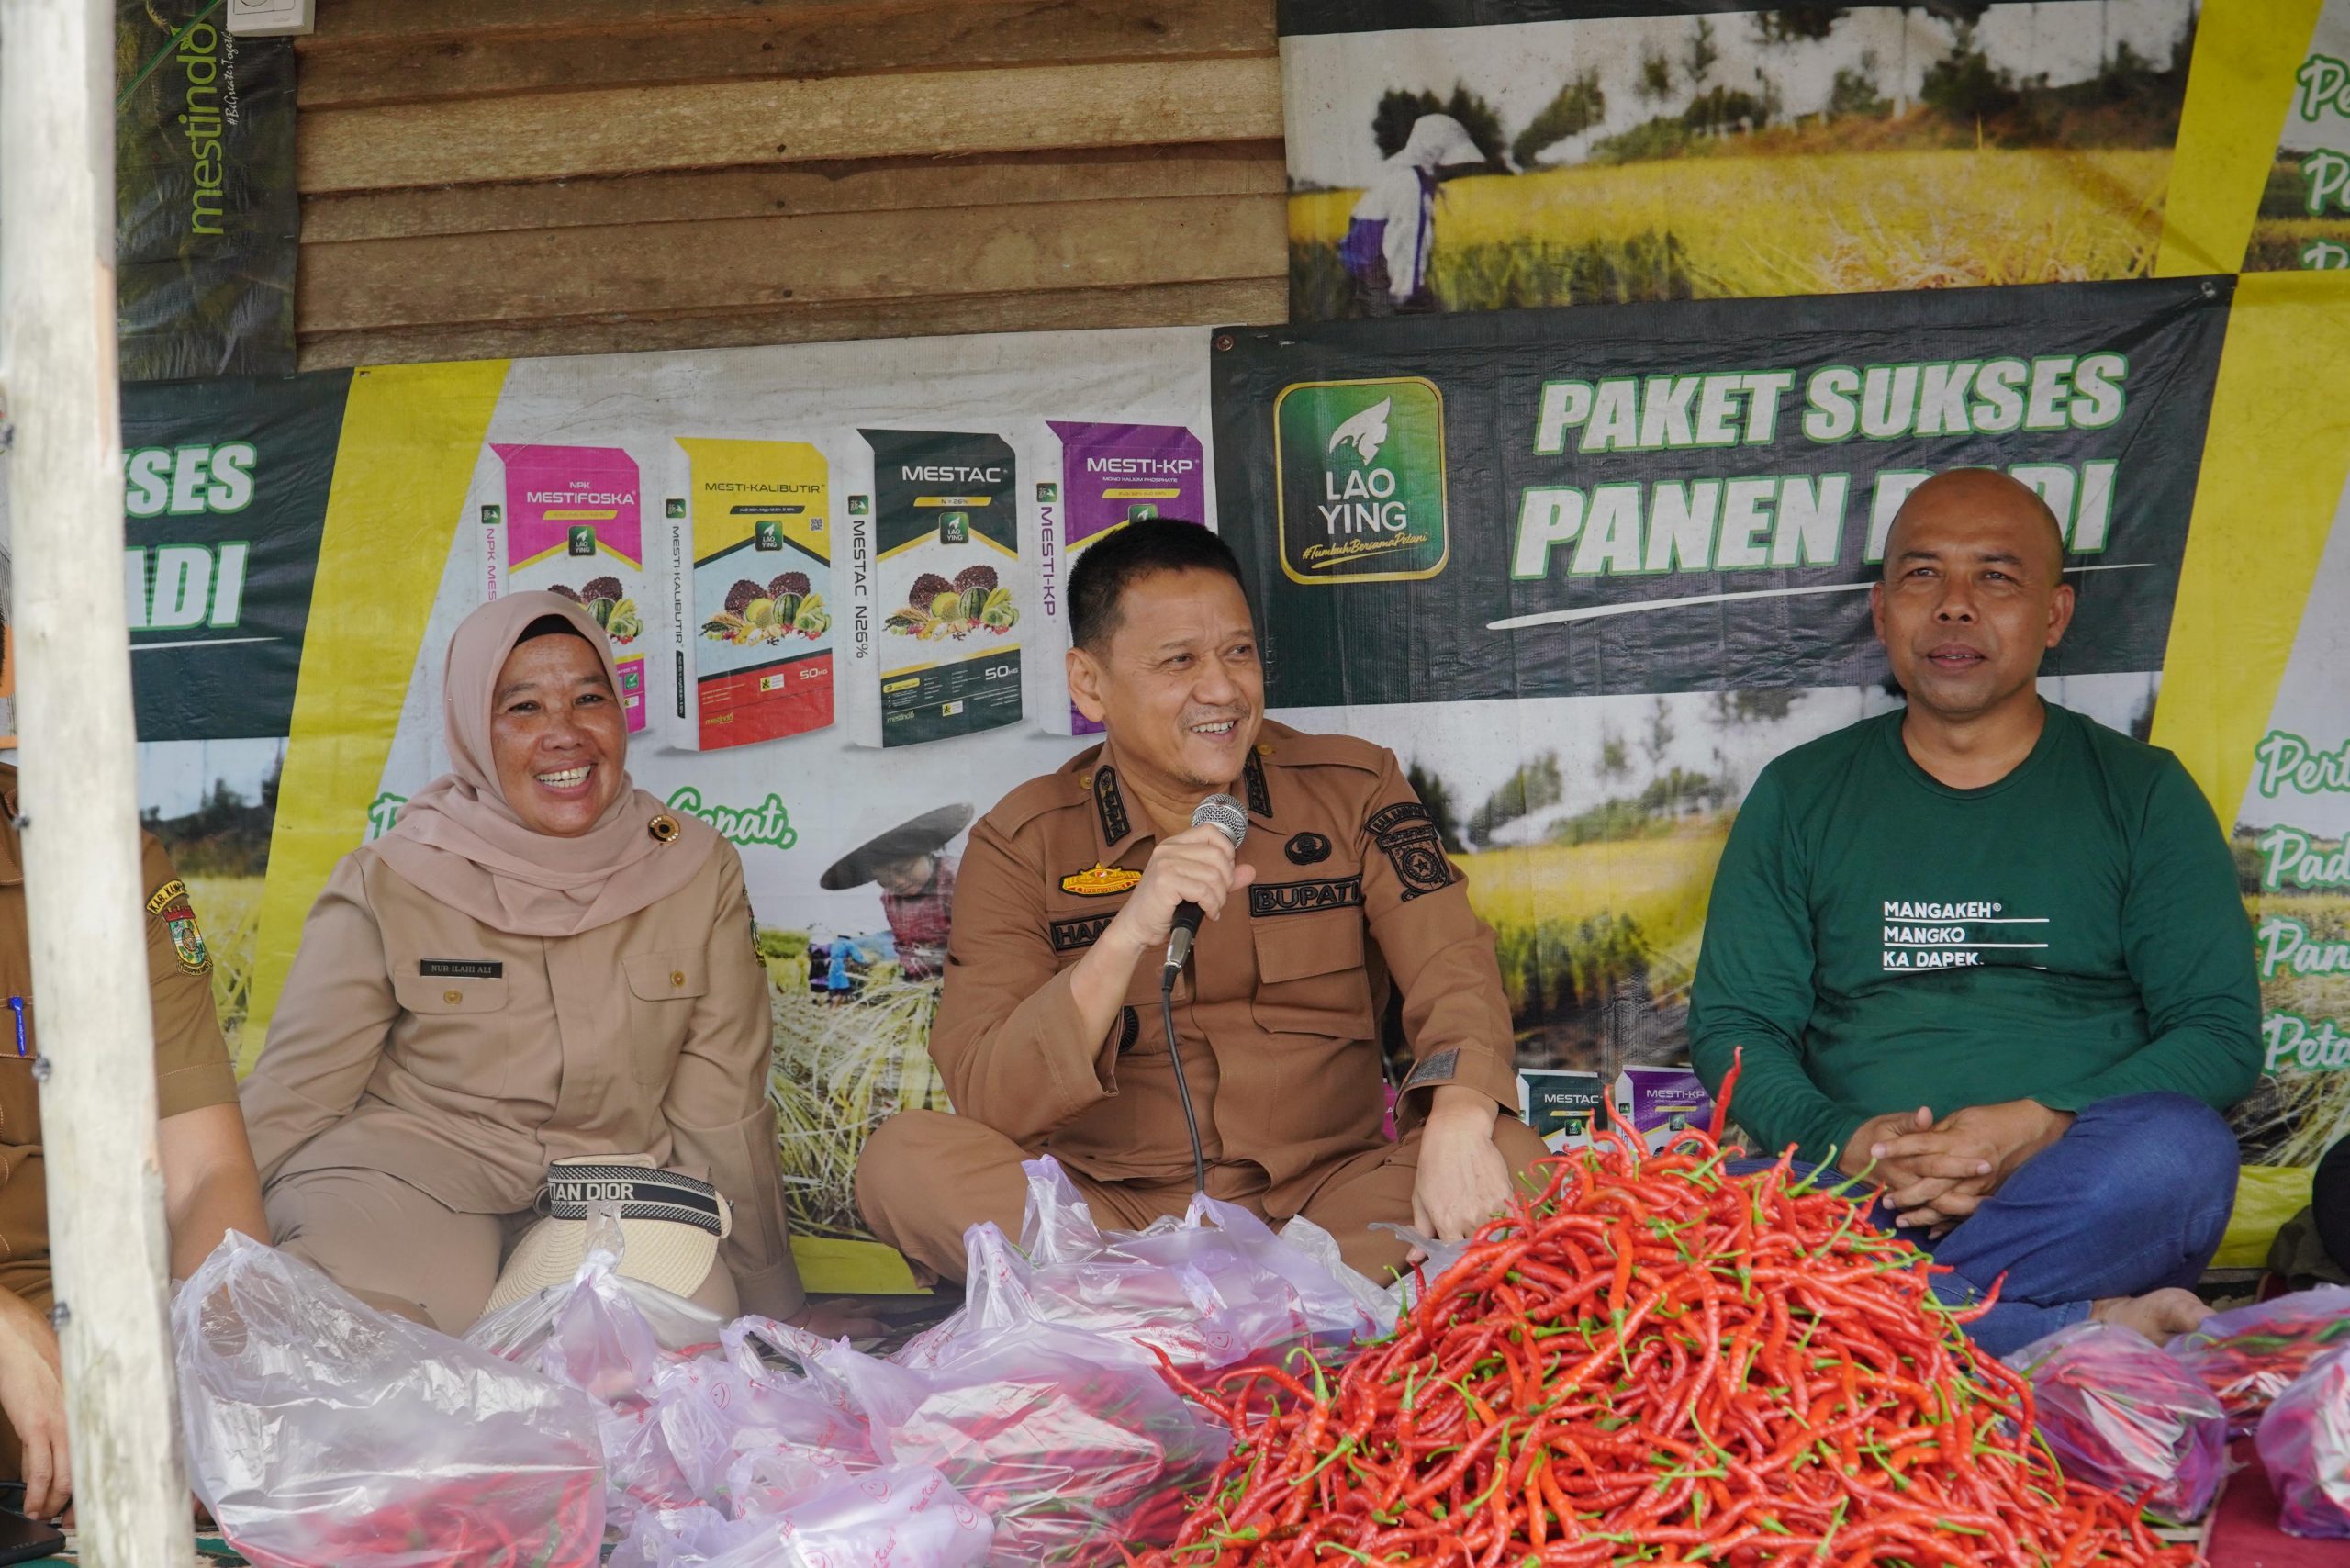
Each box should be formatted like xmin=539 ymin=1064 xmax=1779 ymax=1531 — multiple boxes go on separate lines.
xmin=666 ymin=436 xmax=835 ymax=751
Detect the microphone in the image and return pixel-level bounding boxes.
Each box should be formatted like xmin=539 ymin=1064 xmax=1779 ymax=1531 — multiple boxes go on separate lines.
xmin=1163 ymin=792 xmax=1248 ymax=979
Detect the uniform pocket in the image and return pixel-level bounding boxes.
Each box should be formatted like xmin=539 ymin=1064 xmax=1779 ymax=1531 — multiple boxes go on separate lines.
xmin=1250 ymin=915 xmax=1374 ymax=1038
xmin=623 ymin=947 xmax=711 ymax=1083
xmin=388 ymin=973 xmax=511 ymax=1096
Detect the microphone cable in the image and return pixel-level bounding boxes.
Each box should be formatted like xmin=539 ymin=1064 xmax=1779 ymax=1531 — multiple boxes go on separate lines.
xmin=1160 ymin=971 xmax=1208 ymax=1196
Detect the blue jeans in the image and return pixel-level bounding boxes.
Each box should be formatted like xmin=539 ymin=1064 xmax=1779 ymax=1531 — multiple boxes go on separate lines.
xmin=1734 ymin=1092 xmax=2239 ymax=1359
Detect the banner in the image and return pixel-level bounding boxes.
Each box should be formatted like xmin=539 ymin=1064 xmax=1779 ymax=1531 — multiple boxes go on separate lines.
xmin=121 ymin=372 xmax=347 ymax=741
xmin=1214 ymin=278 xmax=2226 ymax=708
xmin=4 ymin=280 xmax=2342 ymax=1287
xmin=1280 ymin=1 xmax=2199 ymax=319
xmin=116 ymin=0 xmax=299 ymax=381
xmin=2249 ymin=0 xmax=2350 ymax=271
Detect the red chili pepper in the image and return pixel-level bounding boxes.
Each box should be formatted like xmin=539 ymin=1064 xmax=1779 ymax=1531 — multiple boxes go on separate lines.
xmin=1129 ymin=1047 xmax=2195 ymax=1568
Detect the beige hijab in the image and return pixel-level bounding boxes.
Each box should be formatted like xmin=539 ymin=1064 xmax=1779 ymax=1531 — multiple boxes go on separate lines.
xmin=376 ymin=593 xmax=718 ymax=937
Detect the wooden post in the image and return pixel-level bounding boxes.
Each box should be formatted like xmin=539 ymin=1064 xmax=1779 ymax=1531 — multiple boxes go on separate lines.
xmin=0 ymin=0 xmax=191 ymax=1561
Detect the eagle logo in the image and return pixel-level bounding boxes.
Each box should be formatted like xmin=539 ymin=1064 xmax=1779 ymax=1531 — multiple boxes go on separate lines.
xmin=1326 ymin=398 xmax=1392 ymax=465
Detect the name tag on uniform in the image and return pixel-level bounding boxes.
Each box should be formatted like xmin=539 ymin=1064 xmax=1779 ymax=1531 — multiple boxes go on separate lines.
xmin=420 ymin=958 xmax=503 ymax=980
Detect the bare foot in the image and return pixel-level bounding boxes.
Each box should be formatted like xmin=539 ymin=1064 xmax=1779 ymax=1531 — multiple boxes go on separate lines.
xmin=2090 ymin=1287 xmax=2212 ymax=1345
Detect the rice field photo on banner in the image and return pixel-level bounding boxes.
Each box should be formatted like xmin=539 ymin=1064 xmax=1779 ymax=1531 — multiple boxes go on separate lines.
xmin=2246 ymin=0 xmax=2350 ymax=272
xmin=1279 ymin=0 xmax=2199 ymax=319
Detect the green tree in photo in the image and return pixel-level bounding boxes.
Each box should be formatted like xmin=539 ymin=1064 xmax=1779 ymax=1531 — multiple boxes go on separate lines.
xmin=1466 ymin=751 xmax=1564 ymax=846
xmin=1684 ymin=17 xmax=1719 ymax=91
xmin=1829 ymin=51 xmax=1893 ymax=118
xmin=1638 ymin=45 xmax=1675 ymax=104
xmin=1513 ymin=68 xmax=1607 ymax=170
xmin=1753 ymin=6 xmax=1848 ymax=46
xmin=1599 ymin=727 xmax=1631 ymax=784
xmin=1921 ymin=19 xmax=2019 ymax=122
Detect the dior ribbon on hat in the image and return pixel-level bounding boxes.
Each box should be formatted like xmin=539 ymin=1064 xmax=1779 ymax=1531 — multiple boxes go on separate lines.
xmin=482 ymin=1154 xmax=731 ymax=1315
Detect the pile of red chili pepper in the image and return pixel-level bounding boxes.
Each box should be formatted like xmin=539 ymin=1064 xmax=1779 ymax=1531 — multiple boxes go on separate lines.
xmin=1134 ymin=1061 xmax=2193 ymax=1568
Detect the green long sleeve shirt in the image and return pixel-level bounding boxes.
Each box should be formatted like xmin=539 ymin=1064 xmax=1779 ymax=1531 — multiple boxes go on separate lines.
xmin=1688 ymin=702 xmax=2260 ymax=1167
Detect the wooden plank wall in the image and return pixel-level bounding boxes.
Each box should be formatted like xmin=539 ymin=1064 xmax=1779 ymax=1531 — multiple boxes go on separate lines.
xmin=294 ymin=0 xmax=1286 ymax=368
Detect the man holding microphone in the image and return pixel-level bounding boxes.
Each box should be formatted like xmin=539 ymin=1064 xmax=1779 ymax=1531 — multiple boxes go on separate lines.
xmin=856 ymin=521 xmax=1545 ymax=1281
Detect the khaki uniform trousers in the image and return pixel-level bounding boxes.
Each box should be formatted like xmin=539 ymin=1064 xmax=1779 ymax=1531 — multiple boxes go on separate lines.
xmin=263 ymin=1166 xmax=738 ymax=1335
xmin=857 ymin=1110 xmax=1551 ymax=1284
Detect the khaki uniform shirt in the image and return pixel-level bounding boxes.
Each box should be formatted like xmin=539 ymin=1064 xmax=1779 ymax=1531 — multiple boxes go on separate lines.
xmin=0 ymin=765 xmax=239 ymax=1267
xmin=241 ymin=837 xmax=800 ymax=1318
xmin=933 ymin=721 xmax=1521 ymax=1214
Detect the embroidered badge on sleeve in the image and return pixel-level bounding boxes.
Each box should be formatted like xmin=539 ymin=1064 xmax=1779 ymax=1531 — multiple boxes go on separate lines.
xmin=149 ymin=881 xmax=210 ymax=975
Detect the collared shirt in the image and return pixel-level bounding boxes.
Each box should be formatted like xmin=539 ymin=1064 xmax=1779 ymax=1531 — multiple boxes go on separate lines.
xmin=0 ymin=764 xmax=240 ymax=1264
xmin=879 ymin=857 xmax=957 ymax=982
xmin=930 ymin=720 xmax=1521 ymax=1212
xmin=240 ymin=836 xmax=803 ymax=1319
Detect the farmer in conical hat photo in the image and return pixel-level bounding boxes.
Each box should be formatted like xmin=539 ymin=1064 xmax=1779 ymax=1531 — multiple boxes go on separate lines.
xmin=819 ymin=802 xmax=972 ymax=984
xmin=1340 ymin=112 xmax=1484 ymax=314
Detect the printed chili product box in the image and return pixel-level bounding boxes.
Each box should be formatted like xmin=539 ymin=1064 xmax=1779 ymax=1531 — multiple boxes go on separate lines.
xmin=1040 ymin=420 xmax=1208 ymax=736
xmin=479 ymin=443 xmax=650 ymax=732
xmin=853 ymin=429 xmax=1024 ymax=748
xmin=1517 ymin=1069 xmax=1606 ymax=1153
xmin=1612 ymin=1065 xmax=1718 ymax=1155
xmin=666 ymin=437 xmax=834 ymax=751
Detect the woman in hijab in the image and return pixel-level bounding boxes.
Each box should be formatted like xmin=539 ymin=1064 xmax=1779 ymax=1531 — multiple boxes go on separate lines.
xmin=241 ymin=593 xmax=803 ymax=1331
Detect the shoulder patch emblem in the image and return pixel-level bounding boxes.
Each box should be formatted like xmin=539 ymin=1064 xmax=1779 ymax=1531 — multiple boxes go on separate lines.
xmin=1060 ymin=864 xmax=1142 ymax=897
xmin=1378 ymin=822 xmax=1457 ymax=902
xmin=1093 ymin=767 xmax=1132 ymax=845
xmin=1284 ymin=831 xmax=1332 ymax=866
xmin=1051 ymin=913 xmax=1115 ymax=953
xmin=1249 ymin=876 xmax=1364 ymax=919
xmin=1364 ymin=801 xmax=1430 ymax=839
xmin=166 ymin=911 xmax=210 ymax=975
xmin=1243 ymin=752 xmax=1274 ymax=820
xmin=145 ymin=878 xmax=189 ymax=917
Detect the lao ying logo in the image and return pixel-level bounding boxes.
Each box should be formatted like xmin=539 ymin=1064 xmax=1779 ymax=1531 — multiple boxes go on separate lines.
xmin=1274 ymin=377 xmax=1448 ymax=584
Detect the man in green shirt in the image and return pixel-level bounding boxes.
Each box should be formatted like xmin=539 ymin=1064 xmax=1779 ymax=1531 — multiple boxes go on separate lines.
xmin=1690 ymin=468 xmax=2259 ymax=1354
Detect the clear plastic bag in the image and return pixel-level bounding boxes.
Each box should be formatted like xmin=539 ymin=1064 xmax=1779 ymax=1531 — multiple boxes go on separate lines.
xmin=2008 ymin=1322 xmax=2226 ymax=1520
xmin=2255 ymin=1340 xmax=2350 ymax=1539
xmin=465 ymin=1209 xmax=726 ymax=1398
xmin=175 ymin=1232 xmax=604 ymax=1568
xmin=2167 ymin=1283 xmax=2350 ymax=1433
xmin=822 ymin=1311 xmax=1227 ymax=1566
xmin=652 ymin=1316 xmax=876 ymax=1506
xmin=611 ymin=1467 xmax=993 ymax=1568
xmin=901 ymin=1157 xmax=1375 ymax=1373
xmin=465 ymin=1212 xmax=734 ymax=1530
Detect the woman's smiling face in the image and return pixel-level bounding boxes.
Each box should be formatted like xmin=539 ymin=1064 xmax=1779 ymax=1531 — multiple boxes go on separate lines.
xmin=488 ymin=632 xmax=628 ymax=836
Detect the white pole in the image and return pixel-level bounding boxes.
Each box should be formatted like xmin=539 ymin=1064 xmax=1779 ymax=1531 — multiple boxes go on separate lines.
xmin=0 ymin=0 xmax=190 ymax=1561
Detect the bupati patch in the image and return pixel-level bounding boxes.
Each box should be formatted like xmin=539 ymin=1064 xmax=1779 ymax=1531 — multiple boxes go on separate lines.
xmin=1249 ymin=876 xmax=1364 ymax=918
xmin=145 ymin=878 xmax=189 ymax=916
xmin=1060 ymin=864 xmax=1142 ymax=897
xmin=1284 ymin=831 xmax=1332 ymax=865
xmin=1051 ymin=913 xmax=1115 ymax=952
